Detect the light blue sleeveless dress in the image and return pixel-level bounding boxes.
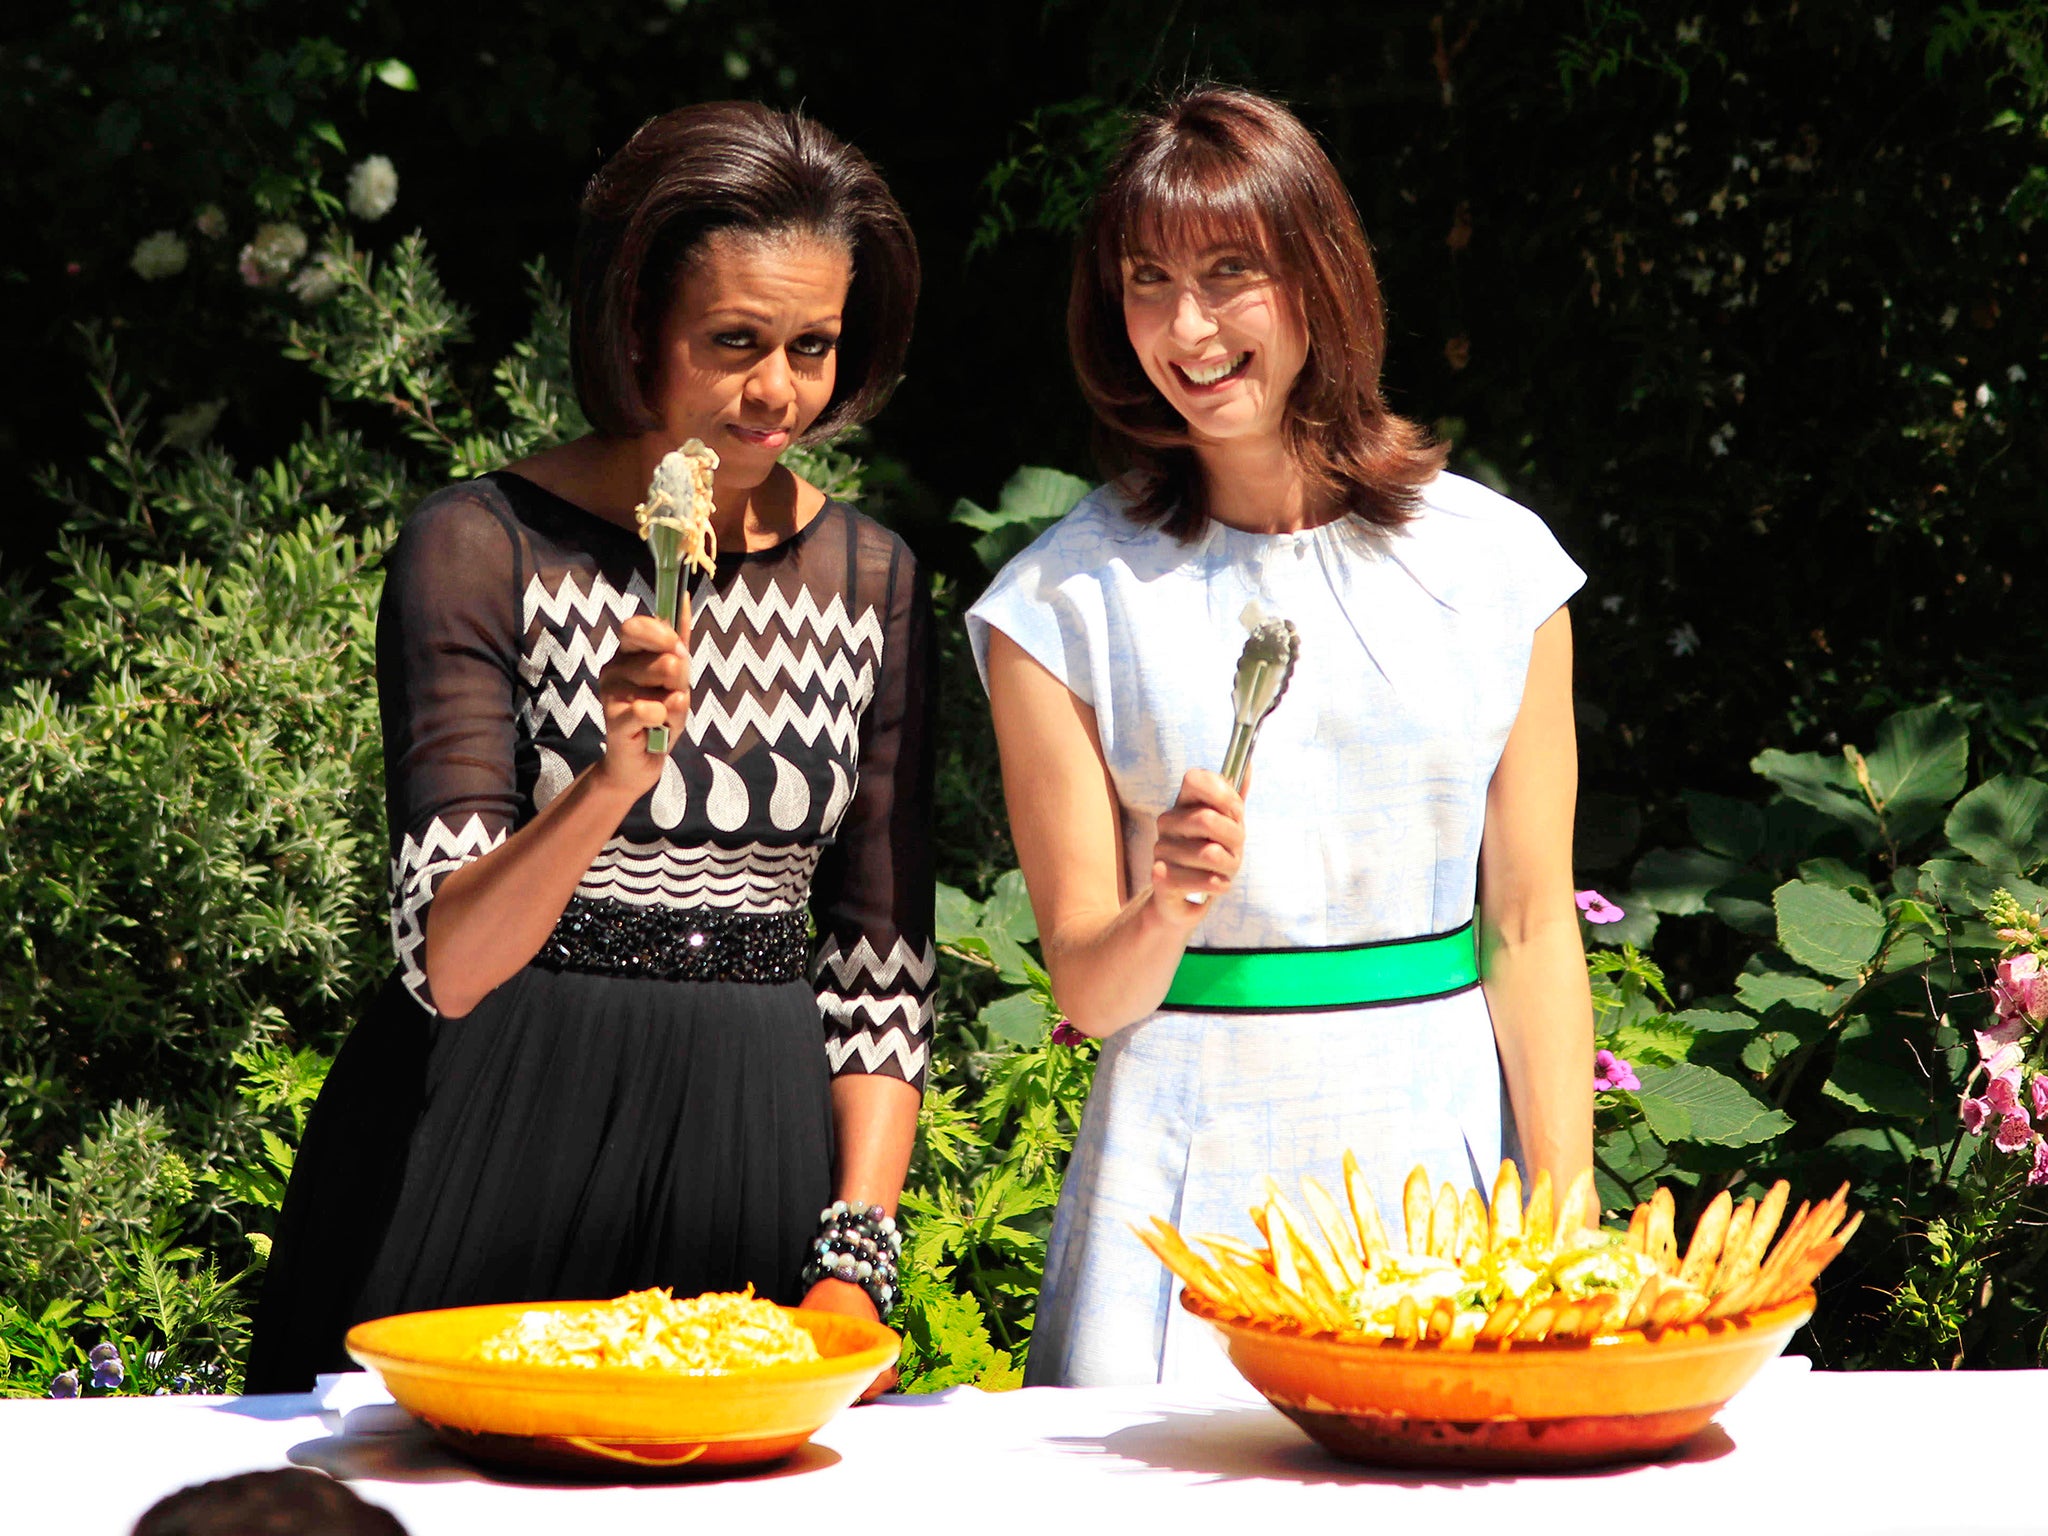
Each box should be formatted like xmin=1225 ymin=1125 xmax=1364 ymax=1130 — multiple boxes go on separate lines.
xmin=965 ymin=471 xmax=1585 ymax=1388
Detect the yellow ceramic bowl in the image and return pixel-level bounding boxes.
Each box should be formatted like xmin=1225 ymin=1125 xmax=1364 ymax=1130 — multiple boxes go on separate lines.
xmin=1185 ymin=1288 xmax=1812 ymax=1470
xmin=346 ymin=1301 xmax=899 ymax=1477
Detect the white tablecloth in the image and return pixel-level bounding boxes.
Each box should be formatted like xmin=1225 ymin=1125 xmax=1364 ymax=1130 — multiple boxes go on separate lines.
xmin=4 ymin=1359 xmax=2036 ymax=1535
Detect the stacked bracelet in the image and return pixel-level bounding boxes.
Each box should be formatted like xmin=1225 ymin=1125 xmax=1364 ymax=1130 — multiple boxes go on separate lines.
xmin=800 ymin=1200 xmax=903 ymax=1320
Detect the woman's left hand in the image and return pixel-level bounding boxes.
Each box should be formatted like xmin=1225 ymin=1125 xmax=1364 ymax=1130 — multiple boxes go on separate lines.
xmin=799 ymin=1278 xmax=898 ymax=1401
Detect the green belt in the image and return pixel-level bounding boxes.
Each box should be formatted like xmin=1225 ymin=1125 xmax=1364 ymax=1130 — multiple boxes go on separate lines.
xmin=1160 ymin=921 xmax=1479 ymax=1013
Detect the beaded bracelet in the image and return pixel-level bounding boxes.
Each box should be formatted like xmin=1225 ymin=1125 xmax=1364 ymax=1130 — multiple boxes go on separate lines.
xmin=800 ymin=1200 xmax=903 ymax=1320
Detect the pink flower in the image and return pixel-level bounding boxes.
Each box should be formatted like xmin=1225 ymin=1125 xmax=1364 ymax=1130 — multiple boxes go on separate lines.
xmin=2030 ymin=1140 xmax=2048 ymax=1188
xmin=1985 ymin=1073 xmax=2023 ymax=1116
xmin=1576 ymin=890 xmax=1626 ymax=924
xmin=1995 ymin=1112 xmax=2035 ymax=1154
xmin=1993 ymin=952 xmax=2048 ymax=1022
xmin=1594 ymin=1049 xmax=1640 ymax=1092
xmin=1960 ymin=1096 xmax=1992 ymax=1134
xmin=2033 ymin=1075 xmax=2048 ymax=1121
xmin=1050 ymin=1020 xmax=1089 ymax=1048
xmin=1977 ymin=1014 xmax=2028 ymax=1062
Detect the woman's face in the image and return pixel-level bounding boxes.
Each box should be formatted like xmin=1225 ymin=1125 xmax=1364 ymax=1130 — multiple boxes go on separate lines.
xmin=1121 ymin=234 xmax=1306 ymax=446
xmin=648 ymin=231 xmax=852 ymax=487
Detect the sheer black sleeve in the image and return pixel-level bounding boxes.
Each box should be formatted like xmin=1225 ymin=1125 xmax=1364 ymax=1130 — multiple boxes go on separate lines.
xmin=809 ymin=534 xmax=938 ymax=1091
xmin=377 ymin=486 xmax=525 ymax=1015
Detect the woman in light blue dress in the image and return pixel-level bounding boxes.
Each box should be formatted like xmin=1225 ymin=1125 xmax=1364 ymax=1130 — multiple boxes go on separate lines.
xmin=967 ymin=86 xmax=1594 ymax=1387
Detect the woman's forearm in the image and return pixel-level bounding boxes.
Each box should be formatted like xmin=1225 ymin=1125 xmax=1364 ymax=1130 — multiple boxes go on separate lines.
xmin=1481 ymin=909 xmax=1595 ymax=1205
xmin=828 ymin=1074 xmax=922 ymax=1211
xmin=1043 ymin=888 xmax=1194 ymax=1037
xmin=422 ymin=766 xmax=641 ymax=1017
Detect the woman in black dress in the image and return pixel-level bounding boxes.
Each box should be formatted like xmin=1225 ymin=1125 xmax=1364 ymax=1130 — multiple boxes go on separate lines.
xmin=247 ymin=102 xmax=933 ymax=1391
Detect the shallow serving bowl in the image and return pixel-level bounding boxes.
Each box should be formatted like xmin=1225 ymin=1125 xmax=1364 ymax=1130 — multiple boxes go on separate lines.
xmin=1185 ymin=1288 xmax=1812 ymax=1471
xmin=346 ymin=1301 xmax=899 ymax=1477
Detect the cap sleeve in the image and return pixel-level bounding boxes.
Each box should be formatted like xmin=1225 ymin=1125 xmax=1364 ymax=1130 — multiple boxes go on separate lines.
xmin=1502 ymin=498 xmax=1585 ymax=634
xmin=810 ymin=537 xmax=938 ymax=1091
xmin=377 ymin=486 xmax=524 ymax=1015
xmin=963 ymin=498 xmax=1115 ymax=705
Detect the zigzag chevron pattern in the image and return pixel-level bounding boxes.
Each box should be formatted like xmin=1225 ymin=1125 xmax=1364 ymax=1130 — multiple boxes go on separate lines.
xmin=824 ymin=1026 xmax=929 ymax=1085
xmin=520 ymin=626 xmax=618 ymax=690
xmin=691 ymin=634 xmax=876 ymax=708
xmin=521 ymin=681 xmax=607 ymax=740
xmin=576 ymin=838 xmax=817 ymax=912
xmin=522 ymin=568 xmax=652 ymax=631
xmin=812 ymin=935 xmax=938 ymax=992
xmin=388 ymin=813 xmax=507 ymax=1014
xmin=686 ymin=692 xmax=862 ymax=753
xmin=817 ymin=989 xmax=936 ymax=1035
xmin=693 ymin=582 xmax=885 ymax=653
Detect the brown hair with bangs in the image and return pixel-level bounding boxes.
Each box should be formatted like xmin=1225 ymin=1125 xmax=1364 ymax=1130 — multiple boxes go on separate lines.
xmin=1068 ymin=85 xmax=1444 ymax=537
xmin=572 ymin=101 xmax=919 ymax=441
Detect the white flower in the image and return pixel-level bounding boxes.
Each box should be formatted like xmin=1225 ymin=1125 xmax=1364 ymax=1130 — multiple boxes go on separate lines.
xmin=1600 ymin=594 xmax=1626 ymax=613
xmin=129 ymin=230 xmax=189 ymax=281
xmin=1874 ymin=15 xmax=1893 ymax=42
xmin=192 ymin=204 xmax=227 ymax=240
xmin=160 ymin=399 xmax=226 ymax=452
xmin=1940 ymin=305 xmax=1959 ymax=331
xmin=288 ymin=252 xmax=345 ymax=306
xmin=2009 ymin=365 xmax=2028 ymax=384
xmin=238 ymin=222 xmax=308 ymax=287
xmin=1667 ymin=623 xmax=1700 ymax=657
xmin=346 ymin=155 xmax=399 ymax=221
xmin=1707 ymin=423 xmax=1736 ymax=456
xmin=1975 ymin=383 xmax=1993 ymax=407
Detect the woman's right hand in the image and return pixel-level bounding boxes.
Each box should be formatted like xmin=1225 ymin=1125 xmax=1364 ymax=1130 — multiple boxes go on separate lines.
xmin=1147 ymin=768 xmax=1246 ymax=930
xmin=596 ymin=613 xmax=691 ymax=797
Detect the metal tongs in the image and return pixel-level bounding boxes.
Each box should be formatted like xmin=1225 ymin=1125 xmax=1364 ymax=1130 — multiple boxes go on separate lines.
xmin=635 ymin=438 xmax=720 ymax=754
xmin=1219 ymin=609 xmax=1300 ymax=792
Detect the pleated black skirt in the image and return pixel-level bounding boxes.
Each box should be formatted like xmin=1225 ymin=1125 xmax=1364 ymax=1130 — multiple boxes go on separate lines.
xmin=245 ymin=966 xmax=834 ymax=1393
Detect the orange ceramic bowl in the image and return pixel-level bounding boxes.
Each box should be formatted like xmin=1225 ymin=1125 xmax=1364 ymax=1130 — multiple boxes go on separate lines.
xmin=1185 ymin=1288 xmax=1812 ymax=1470
xmin=346 ymin=1301 xmax=899 ymax=1478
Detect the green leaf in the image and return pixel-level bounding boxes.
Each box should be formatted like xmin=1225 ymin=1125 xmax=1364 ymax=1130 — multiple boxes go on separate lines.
xmin=978 ymin=991 xmax=1051 ymax=1048
xmin=1751 ymin=748 xmax=1878 ymax=839
xmin=1917 ymin=860 xmax=2048 ymax=915
xmin=1630 ymin=1062 xmax=1793 ymax=1147
xmin=1734 ymin=967 xmax=1851 ymax=1016
xmin=1774 ymin=880 xmax=1884 ymax=978
xmin=1741 ymin=1030 xmax=1801 ymax=1073
xmin=1684 ymin=790 xmax=1766 ymax=861
xmin=934 ymin=883 xmax=984 ymax=946
xmin=952 ymin=466 xmax=1090 ymax=571
xmin=373 ymin=58 xmax=419 ymax=91
xmin=1631 ymin=847 xmax=1741 ymax=915
xmin=1944 ymin=774 xmax=2048 ymax=872
xmin=309 ymin=120 xmax=347 ymax=155
xmin=1607 ymin=1016 xmax=1696 ymax=1067
xmin=1823 ymin=1053 xmax=1933 ymax=1119
xmin=1795 ymin=856 xmax=1870 ymax=892
xmin=1857 ymin=704 xmax=1968 ymax=845
xmin=984 ymin=868 xmax=1038 ymax=944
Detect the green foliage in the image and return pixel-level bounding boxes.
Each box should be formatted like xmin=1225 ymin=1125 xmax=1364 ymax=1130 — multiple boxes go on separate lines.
xmin=1588 ymin=704 xmax=2048 ymax=1366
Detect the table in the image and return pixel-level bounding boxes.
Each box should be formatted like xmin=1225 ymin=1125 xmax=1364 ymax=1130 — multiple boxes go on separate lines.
xmin=5 ymin=1359 xmax=2038 ymax=1536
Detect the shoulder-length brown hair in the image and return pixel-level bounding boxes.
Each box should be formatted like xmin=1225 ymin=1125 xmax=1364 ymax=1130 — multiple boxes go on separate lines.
xmin=1069 ymin=85 xmax=1444 ymax=538
xmin=572 ymin=101 xmax=919 ymax=442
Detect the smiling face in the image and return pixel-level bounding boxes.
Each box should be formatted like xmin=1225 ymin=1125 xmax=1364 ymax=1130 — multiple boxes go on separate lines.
xmin=647 ymin=230 xmax=852 ymax=487
xmin=1120 ymin=231 xmax=1307 ymax=446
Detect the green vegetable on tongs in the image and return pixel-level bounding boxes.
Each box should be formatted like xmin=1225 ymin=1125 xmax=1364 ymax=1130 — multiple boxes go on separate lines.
xmin=633 ymin=438 xmax=720 ymax=754
xmin=1220 ymin=609 xmax=1300 ymax=791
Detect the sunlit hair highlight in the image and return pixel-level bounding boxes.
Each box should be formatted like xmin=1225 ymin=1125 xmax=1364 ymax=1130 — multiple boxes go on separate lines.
xmin=1068 ymin=85 xmax=1444 ymax=538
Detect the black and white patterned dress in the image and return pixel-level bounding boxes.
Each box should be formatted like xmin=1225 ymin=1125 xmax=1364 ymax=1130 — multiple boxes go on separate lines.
xmin=248 ymin=471 xmax=935 ymax=1391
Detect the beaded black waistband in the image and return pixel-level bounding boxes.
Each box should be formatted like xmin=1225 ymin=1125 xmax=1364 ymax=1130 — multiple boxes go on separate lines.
xmin=532 ymin=897 xmax=810 ymax=984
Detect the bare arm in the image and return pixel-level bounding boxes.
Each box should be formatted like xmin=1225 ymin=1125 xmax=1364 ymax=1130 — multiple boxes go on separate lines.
xmin=985 ymin=629 xmax=1245 ymax=1037
xmin=423 ymin=614 xmax=689 ymax=1017
xmin=1477 ymin=607 xmax=1594 ymax=1213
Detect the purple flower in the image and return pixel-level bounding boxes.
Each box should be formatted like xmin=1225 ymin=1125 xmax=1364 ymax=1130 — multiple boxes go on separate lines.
xmin=2031 ymin=1139 xmax=2048 ymax=1188
xmin=1050 ymin=1020 xmax=1088 ymax=1048
xmin=49 ymin=1371 xmax=79 ymax=1399
xmin=89 ymin=1344 xmax=124 ymax=1390
xmin=1575 ymin=890 xmax=1626 ymax=925
xmin=1594 ymin=1049 xmax=1641 ymax=1092
xmin=1995 ymin=1111 xmax=2035 ymax=1154
xmin=1961 ymin=1095 xmax=1993 ymax=1134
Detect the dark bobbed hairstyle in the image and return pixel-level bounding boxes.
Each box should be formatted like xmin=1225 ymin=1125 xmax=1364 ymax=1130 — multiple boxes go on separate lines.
xmin=132 ymin=1468 xmax=408 ymax=1536
xmin=571 ymin=101 xmax=920 ymax=441
xmin=1068 ymin=85 xmax=1445 ymax=538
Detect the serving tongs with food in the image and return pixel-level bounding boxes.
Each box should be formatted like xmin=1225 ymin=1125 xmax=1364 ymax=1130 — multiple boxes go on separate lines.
xmin=634 ymin=439 xmax=721 ymax=754
xmin=1220 ymin=607 xmax=1300 ymax=792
